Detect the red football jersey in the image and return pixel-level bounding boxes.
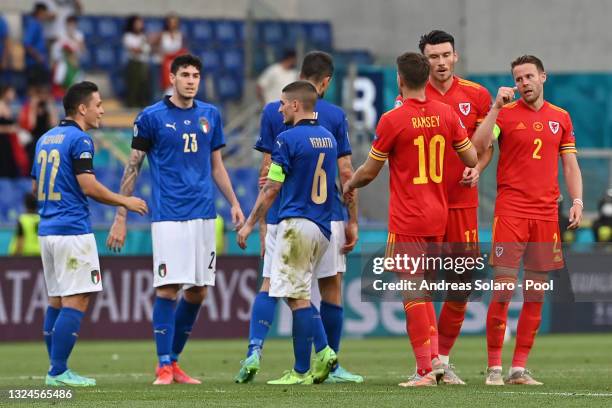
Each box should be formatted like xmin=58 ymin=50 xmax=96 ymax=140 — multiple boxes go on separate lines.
xmin=370 ymin=98 xmax=472 ymax=236
xmin=494 ymin=99 xmax=577 ymax=221
xmin=396 ymin=77 xmax=491 ymax=208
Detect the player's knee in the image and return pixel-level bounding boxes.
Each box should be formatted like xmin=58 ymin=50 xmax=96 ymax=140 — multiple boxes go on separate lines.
xmin=184 ymin=286 xmax=207 ymax=304
xmin=61 ymin=292 xmax=91 ymax=312
xmin=156 ymin=285 xmax=180 ymax=300
xmin=287 ymin=298 xmax=310 ymax=311
xmin=48 ymin=296 xmax=62 ymax=309
xmin=318 ymin=274 xmax=342 ymax=304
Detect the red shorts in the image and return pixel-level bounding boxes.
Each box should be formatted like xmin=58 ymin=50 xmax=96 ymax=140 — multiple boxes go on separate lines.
xmin=385 ymin=233 xmax=443 ymax=275
xmin=490 ymin=215 xmax=564 ymax=271
xmin=445 ymin=207 xmax=479 ymax=244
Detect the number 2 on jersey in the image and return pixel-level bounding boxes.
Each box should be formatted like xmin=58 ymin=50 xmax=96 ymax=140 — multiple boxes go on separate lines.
xmin=311 ymin=153 xmax=327 ymax=204
xmin=532 ymin=138 xmax=542 ymax=159
xmin=183 ymin=133 xmax=198 ymax=153
xmin=37 ymin=149 xmax=62 ymax=201
xmin=413 ymin=134 xmax=445 ymax=184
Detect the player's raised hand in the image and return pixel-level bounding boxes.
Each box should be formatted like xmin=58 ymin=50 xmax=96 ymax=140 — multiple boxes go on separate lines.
xmin=124 ymin=196 xmax=148 ymax=215
xmin=342 ymin=220 xmax=359 ymax=254
xmin=231 ymin=205 xmax=245 ymax=230
xmin=237 ymin=223 xmax=253 ymax=250
xmin=568 ymin=201 xmax=583 ymax=230
xmin=107 ymin=218 xmax=127 ymax=252
xmin=493 ymin=86 xmax=518 ymax=109
xmin=460 ymin=166 xmax=480 ymax=187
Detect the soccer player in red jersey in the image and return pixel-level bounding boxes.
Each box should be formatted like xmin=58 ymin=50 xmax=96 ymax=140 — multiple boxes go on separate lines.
xmin=344 ymin=52 xmax=477 ymax=387
xmin=472 ymin=55 xmax=583 ymax=386
xmin=412 ymin=30 xmax=494 ymax=384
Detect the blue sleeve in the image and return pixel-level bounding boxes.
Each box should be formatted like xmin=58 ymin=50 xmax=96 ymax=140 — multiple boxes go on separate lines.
xmin=271 ymin=133 xmax=292 ymax=175
xmin=70 ymin=134 xmax=96 ymax=174
xmin=131 ymin=112 xmax=153 ymax=151
xmin=336 ymin=112 xmax=352 ymax=157
xmin=23 ymin=20 xmax=35 ymax=47
xmin=211 ymin=108 xmax=226 ymax=151
xmin=30 ymin=159 xmax=37 ymax=179
xmin=0 ymin=18 xmax=7 ymax=38
xmin=255 ymin=105 xmax=275 ymax=153
xmin=71 ymin=134 xmax=95 ymax=159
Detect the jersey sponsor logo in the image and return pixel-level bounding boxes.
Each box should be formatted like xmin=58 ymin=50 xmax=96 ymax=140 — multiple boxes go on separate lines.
xmin=458 ymin=102 xmax=471 ymax=116
xmin=79 ymin=152 xmax=92 ymax=159
xmin=158 ymin=263 xmax=167 ymax=278
xmin=83 ymin=139 xmax=91 ymax=146
xmin=495 ymin=246 xmax=504 ymax=257
xmin=199 ymin=117 xmax=209 ymax=133
xmin=533 ymin=122 xmax=544 ymax=132
xmin=549 ymin=121 xmax=560 ymax=134
xmin=515 ymin=122 xmax=527 ymax=130
xmin=459 ymin=118 xmax=466 ymax=129
xmin=165 ymin=122 xmax=177 ymax=131
xmin=91 ymin=270 xmax=101 ymax=284
xmin=184 ymin=120 xmax=191 ymax=125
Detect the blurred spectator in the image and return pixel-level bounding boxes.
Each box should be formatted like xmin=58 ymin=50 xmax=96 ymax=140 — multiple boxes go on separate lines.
xmin=0 ymin=85 xmax=27 ymax=177
xmin=23 ymin=3 xmax=51 ymax=86
xmin=41 ymin=0 xmax=82 ymax=44
xmin=19 ymin=85 xmax=58 ymax=163
xmin=0 ymin=14 xmax=9 ymax=71
xmin=123 ymin=15 xmax=151 ymax=107
xmin=51 ymin=15 xmax=85 ymax=63
xmin=157 ymin=14 xmax=187 ymax=94
xmin=256 ymin=49 xmax=297 ymax=105
xmin=51 ymin=43 xmax=83 ymax=99
xmin=8 ymin=193 xmax=40 ymax=256
xmin=592 ymin=189 xmax=612 ymax=242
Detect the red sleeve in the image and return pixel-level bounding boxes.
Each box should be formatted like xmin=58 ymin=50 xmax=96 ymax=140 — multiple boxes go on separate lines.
xmin=449 ymin=109 xmax=472 ymax=152
xmin=559 ymin=112 xmax=577 ymax=155
xmin=475 ymin=87 xmax=492 ymax=124
xmin=369 ymin=113 xmax=397 ymax=161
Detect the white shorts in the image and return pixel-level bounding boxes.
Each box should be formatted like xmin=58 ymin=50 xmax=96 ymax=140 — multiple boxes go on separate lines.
xmin=269 ymin=218 xmax=330 ymax=299
xmin=263 ymin=220 xmax=345 ymax=279
xmin=152 ymin=219 xmax=216 ymax=288
xmin=40 ymin=233 xmax=102 ymax=297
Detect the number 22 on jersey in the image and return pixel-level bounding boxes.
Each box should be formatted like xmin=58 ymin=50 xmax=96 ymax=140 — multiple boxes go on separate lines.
xmin=37 ymin=149 xmax=62 ymax=201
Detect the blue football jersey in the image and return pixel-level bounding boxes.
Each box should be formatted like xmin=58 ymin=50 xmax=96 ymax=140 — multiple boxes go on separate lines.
xmin=255 ymin=98 xmax=351 ymax=224
xmin=31 ymin=120 xmax=95 ymax=236
xmin=132 ymin=96 xmax=225 ymax=222
xmin=272 ymin=119 xmax=337 ymax=239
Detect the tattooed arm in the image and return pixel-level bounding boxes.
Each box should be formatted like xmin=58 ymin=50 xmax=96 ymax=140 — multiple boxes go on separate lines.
xmin=106 ymin=149 xmax=146 ymax=252
xmin=236 ymin=179 xmax=282 ymax=249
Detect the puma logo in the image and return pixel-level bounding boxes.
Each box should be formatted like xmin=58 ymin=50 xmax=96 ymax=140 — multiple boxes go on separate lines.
xmin=165 ymin=123 xmax=176 ymax=131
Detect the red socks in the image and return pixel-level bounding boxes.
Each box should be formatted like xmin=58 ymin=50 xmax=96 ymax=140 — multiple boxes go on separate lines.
xmin=512 ymin=301 xmax=543 ymax=368
xmin=426 ymin=302 xmax=439 ymax=360
xmin=404 ymin=300 xmax=432 ymax=376
xmin=438 ymin=301 xmax=467 ymax=356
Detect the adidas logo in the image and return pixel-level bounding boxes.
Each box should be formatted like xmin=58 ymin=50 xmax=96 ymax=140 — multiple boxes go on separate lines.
xmin=515 ymin=122 xmax=527 ymax=130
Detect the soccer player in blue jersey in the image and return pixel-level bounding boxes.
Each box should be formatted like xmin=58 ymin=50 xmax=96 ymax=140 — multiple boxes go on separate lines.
xmin=106 ymin=54 xmax=245 ymax=385
xmin=33 ymin=81 xmax=148 ymax=387
xmin=237 ymin=80 xmax=338 ymax=384
xmin=235 ymin=51 xmax=362 ymax=384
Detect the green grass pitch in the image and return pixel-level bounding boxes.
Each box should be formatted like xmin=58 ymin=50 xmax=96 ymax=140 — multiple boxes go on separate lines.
xmin=1 ymin=334 xmax=611 ymax=407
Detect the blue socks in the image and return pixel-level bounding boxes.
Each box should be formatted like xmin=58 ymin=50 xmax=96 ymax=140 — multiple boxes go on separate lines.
xmin=292 ymin=307 xmax=313 ymax=374
xmin=320 ymin=301 xmax=343 ymax=353
xmin=153 ymin=297 xmax=176 ymax=367
xmin=171 ymin=298 xmax=201 ymax=362
xmin=43 ymin=306 xmax=60 ymax=359
xmin=48 ymin=307 xmax=84 ymax=376
xmin=311 ymin=303 xmax=328 ymax=353
xmin=247 ymin=291 xmax=278 ymax=357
